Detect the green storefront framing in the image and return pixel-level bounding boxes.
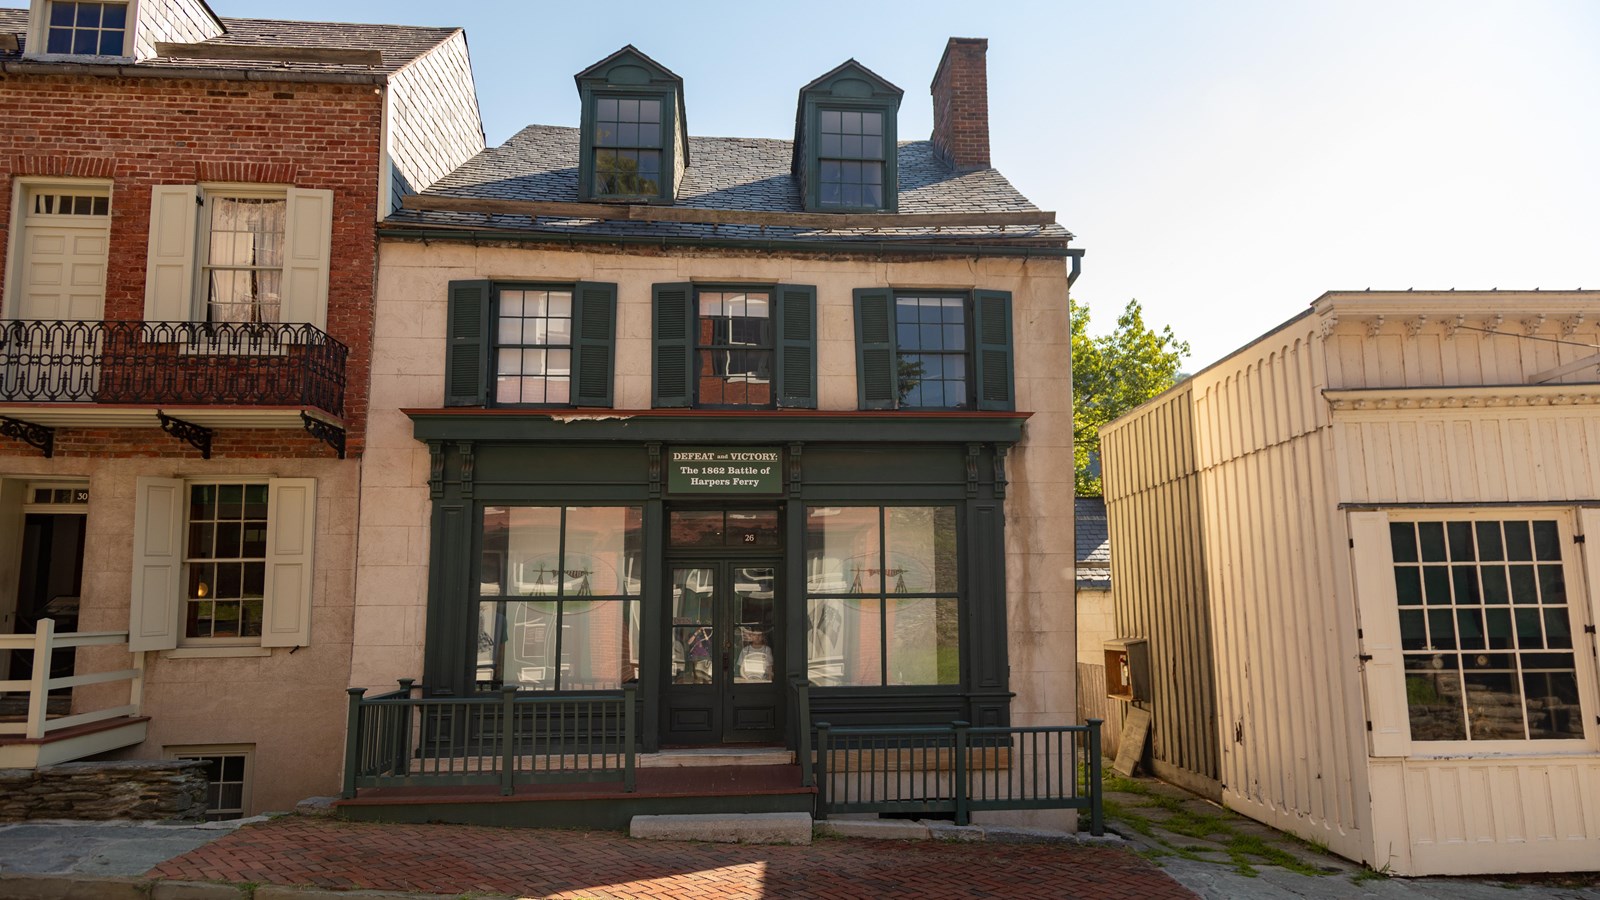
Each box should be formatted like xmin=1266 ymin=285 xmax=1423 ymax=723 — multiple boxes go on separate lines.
xmin=410 ymin=410 xmax=1025 ymax=752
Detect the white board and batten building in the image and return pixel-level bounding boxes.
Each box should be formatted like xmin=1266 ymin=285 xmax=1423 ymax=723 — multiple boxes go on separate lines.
xmin=1100 ymin=290 xmax=1600 ymax=876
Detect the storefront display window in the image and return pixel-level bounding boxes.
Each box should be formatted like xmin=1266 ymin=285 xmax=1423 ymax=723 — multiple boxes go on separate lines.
xmin=477 ymin=506 xmax=642 ymax=691
xmin=804 ymin=505 xmax=960 ymax=686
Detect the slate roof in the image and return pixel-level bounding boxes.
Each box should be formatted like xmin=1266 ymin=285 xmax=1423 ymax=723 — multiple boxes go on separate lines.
xmin=386 ymin=123 xmax=1072 ymax=245
xmin=0 ymin=8 xmax=456 ymax=77
xmin=1076 ymin=496 xmax=1111 ymax=590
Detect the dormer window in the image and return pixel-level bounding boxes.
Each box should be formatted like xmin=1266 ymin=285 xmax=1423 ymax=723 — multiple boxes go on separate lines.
xmin=46 ymin=1 xmax=127 ymax=56
xmin=575 ymin=46 xmax=687 ymax=204
xmin=793 ymin=60 xmax=903 ymax=213
xmin=594 ymin=97 xmax=663 ymax=197
xmin=818 ymin=110 xmax=885 ymax=208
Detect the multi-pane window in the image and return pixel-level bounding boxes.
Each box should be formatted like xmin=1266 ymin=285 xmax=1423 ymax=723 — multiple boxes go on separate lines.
xmin=695 ymin=290 xmax=773 ymax=408
xmin=805 ymin=506 xmax=960 ymax=687
xmin=172 ymin=750 xmax=251 ymax=820
xmin=202 ymin=195 xmax=286 ymax=323
xmin=1390 ymin=518 xmax=1586 ymax=742
xmin=495 ymin=288 xmax=573 ymax=405
xmin=478 ymin=506 xmax=643 ymax=691
xmin=30 ymin=192 xmax=110 ymax=217
xmin=895 ymin=295 xmax=970 ymax=408
xmin=185 ymin=484 xmax=268 ymax=641
xmin=46 ymin=1 xmax=127 ymax=55
xmin=593 ymin=98 xmax=663 ymax=197
xmin=818 ymin=110 xmax=885 ymax=208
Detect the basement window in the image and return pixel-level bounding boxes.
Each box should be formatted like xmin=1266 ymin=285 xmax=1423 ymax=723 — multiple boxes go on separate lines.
xmin=168 ymin=745 xmax=253 ymax=820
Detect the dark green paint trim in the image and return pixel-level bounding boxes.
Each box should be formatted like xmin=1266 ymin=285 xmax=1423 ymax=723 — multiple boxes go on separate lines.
xmin=406 ymin=411 xmax=1027 ymax=445
xmin=378 ymin=227 xmax=1077 ymax=260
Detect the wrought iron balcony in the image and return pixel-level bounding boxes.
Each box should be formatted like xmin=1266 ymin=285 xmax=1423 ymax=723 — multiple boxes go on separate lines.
xmin=0 ymin=319 xmax=347 ymax=414
xmin=0 ymin=320 xmax=349 ymax=458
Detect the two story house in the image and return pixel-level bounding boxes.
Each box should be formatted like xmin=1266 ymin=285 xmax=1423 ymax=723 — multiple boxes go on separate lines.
xmin=0 ymin=0 xmax=482 ymax=815
xmin=343 ymin=38 xmax=1083 ymax=825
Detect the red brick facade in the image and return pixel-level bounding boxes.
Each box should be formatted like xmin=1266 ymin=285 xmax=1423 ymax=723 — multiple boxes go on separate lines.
xmin=930 ymin=38 xmax=991 ymax=172
xmin=0 ymin=74 xmax=382 ymax=458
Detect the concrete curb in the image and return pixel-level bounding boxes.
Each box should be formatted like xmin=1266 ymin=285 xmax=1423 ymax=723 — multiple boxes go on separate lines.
xmin=0 ymin=875 xmax=469 ymax=900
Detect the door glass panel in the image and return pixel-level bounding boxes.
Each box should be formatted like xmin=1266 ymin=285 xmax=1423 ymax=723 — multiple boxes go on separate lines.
xmin=672 ymin=567 xmax=715 ymax=685
xmin=733 ymin=567 xmax=776 ymax=683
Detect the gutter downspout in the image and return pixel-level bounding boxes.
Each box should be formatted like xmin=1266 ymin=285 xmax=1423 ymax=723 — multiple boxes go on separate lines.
xmin=1067 ymin=250 xmax=1083 ymax=289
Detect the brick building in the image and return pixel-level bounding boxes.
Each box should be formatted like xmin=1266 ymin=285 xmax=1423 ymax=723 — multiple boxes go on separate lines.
xmin=0 ymin=0 xmax=481 ymax=814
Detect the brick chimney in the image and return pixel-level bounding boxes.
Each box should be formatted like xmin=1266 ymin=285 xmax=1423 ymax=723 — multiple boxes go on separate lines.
xmin=930 ymin=37 xmax=990 ymax=171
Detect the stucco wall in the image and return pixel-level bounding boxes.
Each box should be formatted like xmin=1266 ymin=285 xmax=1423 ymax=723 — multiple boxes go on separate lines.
xmin=1 ymin=455 xmax=360 ymax=814
xmin=356 ymin=239 xmax=1075 ymax=727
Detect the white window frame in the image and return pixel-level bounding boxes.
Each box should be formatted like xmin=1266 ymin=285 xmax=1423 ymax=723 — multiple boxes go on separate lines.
xmin=143 ymin=183 xmax=332 ymax=331
xmin=3 ymin=176 xmax=114 ymax=321
xmin=165 ymin=743 xmax=253 ymax=820
xmin=130 ymin=476 xmax=316 ymax=655
xmin=196 ymin=187 xmax=289 ymax=326
xmin=180 ymin=480 xmax=270 ymax=649
xmin=1353 ymin=507 xmax=1600 ymax=758
xmin=25 ymin=0 xmax=137 ymax=61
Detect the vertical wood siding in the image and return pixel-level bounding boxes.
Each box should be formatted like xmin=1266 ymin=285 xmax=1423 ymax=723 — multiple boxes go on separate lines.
xmin=1100 ymin=383 xmax=1220 ymax=794
xmin=1188 ymin=326 xmax=1370 ymax=860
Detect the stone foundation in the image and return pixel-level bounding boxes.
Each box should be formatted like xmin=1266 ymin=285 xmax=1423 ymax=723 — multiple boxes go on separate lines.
xmin=0 ymin=760 xmax=209 ymax=822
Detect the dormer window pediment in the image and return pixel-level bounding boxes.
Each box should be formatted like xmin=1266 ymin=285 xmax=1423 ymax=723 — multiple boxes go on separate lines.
xmin=793 ymin=60 xmax=903 ymax=213
xmin=575 ymin=45 xmax=686 ymax=204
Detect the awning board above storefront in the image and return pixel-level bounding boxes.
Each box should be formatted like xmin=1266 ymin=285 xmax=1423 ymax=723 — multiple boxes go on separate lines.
xmin=403 ymin=409 xmax=1031 ymax=445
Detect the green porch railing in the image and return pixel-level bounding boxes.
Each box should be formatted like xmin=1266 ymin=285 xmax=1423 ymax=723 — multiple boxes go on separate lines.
xmin=812 ymin=719 xmax=1104 ymax=835
xmin=342 ymin=681 xmax=636 ymax=798
xmin=789 ymin=676 xmax=813 ymax=788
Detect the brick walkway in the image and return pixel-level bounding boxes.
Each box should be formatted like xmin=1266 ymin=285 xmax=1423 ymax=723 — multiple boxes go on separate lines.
xmin=148 ymin=816 xmax=1194 ymax=899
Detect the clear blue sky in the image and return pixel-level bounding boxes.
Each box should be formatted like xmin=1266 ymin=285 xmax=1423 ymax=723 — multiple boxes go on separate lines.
xmin=200 ymin=0 xmax=1600 ymax=370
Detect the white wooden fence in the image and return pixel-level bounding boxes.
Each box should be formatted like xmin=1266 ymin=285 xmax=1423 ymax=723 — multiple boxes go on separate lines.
xmin=0 ymin=619 xmax=144 ymax=739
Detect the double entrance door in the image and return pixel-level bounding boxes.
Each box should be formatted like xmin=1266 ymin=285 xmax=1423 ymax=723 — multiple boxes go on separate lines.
xmin=662 ymin=559 xmax=782 ymax=744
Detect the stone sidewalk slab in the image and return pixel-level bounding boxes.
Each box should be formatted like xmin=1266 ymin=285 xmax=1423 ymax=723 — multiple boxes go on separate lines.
xmin=0 ymin=820 xmax=249 ymax=877
xmin=630 ymin=811 xmax=812 ymax=844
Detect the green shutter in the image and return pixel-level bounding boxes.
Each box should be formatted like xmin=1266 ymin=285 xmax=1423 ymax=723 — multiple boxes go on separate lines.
xmin=444 ymin=280 xmax=491 ymax=407
xmin=774 ymin=284 xmax=817 ymax=409
xmin=973 ymin=290 xmax=1015 ymax=411
xmin=571 ymin=281 xmax=617 ymax=407
xmin=652 ymin=282 xmax=694 ymax=407
xmin=854 ymin=288 xmax=897 ymax=410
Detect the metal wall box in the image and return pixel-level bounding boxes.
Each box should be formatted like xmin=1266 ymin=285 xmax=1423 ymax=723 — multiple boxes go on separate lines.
xmin=1103 ymin=637 xmax=1150 ymax=702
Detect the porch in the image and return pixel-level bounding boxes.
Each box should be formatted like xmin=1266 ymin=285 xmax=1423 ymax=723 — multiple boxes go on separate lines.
xmin=0 ymin=619 xmax=147 ymax=768
xmin=338 ymin=679 xmax=1103 ymax=832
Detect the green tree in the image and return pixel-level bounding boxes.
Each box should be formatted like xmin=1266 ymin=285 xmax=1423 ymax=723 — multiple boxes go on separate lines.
xmin=1072 ymin=298 xmax=1190 ymax=496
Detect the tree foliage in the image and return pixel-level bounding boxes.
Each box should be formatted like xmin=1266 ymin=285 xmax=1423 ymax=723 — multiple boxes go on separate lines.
xmin=1072 ymin=298 xmax=1190 ymax=496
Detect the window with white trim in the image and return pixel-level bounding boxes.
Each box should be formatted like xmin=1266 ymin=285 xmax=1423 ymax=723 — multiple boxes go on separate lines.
xmin=1384 ymin=515 xmax=1595 ymax=745
xmin=44 ymin=1 xmax=127 ymax=56
xmin=130 ymin=477 xmax=316 ymax=653
xmin=183 ymin=484 xmax=268 ymax=642
xmin=143 ymin=185 xmax=332 ymax=329
xmin=167 ymin=745 xmax=253 ymax=820
xmin=200 ymin=193 xmax=285 ymax=324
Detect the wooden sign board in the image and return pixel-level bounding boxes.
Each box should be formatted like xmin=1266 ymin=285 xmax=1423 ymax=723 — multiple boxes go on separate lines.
xmin=1113 ymin=706 xmax=1151 ymax=778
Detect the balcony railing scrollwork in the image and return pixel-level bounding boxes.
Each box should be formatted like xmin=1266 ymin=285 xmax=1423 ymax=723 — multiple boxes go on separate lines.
xmin=0 ymin=319 xmax=348 ymax=415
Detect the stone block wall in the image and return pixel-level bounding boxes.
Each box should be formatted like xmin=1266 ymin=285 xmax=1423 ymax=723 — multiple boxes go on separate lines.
xmin=0 ymin=760 xmax=208 ymax=822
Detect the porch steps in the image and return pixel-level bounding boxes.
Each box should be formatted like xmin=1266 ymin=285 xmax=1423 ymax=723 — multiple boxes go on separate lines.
xmin=641 ymin=747 xmax=793 ymax=768
xmin=631 ymin=811 xmax=812 ymax=845
xmin=0 ymin=715 xmax=150 ymax=768
xmin=337 ymin=763 xmax=815 ymax=830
